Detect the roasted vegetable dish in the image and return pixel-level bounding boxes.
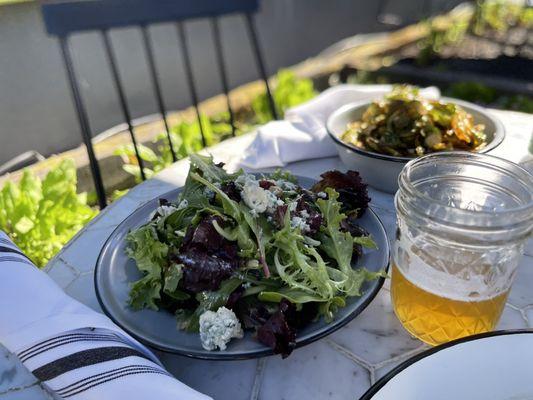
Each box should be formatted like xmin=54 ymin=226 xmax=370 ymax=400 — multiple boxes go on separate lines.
xmin=341 ymin=85 xmax=487 ymax=157
xmin=125 ymin=155 xmax=382 ymax=357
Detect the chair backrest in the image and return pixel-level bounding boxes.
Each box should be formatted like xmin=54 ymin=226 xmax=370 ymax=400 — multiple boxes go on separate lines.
xmin=41 ymin=0 xmax=277 ymax=209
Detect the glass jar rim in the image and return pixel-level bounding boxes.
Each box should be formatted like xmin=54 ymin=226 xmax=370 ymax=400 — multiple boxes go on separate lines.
xmin=397 ymin=152 xmax=533 ymax=233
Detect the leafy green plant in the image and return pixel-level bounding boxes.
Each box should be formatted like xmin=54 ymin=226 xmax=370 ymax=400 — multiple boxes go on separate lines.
xmin=252 ymin=69 xmax=316 ymax=124
xmin=444 ymin=82 xmax=498 ymax=104
xmin=444 ymin=82 xmax=533 ymax=113
xmin=347 ymin=70 xmax=390 ymax=85
xmin=0 ymin=159 xmax=98 ymax=267
xmin=114 ymin=144 xmax=166 ymax=182
xmin=115 ymin=113 xmax=240 ymax=183
xmin=416 ymin=1 xmax=532 ymax=65
xmin=498 ymin=95 xmax=533 ymax=114
xmin=472 ymin=0 xmax=533 ymax=34
xmin=416 ymin=18 xmax=469 ymax=65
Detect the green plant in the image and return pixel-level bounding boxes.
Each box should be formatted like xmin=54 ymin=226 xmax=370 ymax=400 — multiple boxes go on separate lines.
xmin=416 ymin=1 xmax=532 ymax=65
xmin=0 ymin=159 xmax=98 ymax=267
xmin=416 ymin=18 xmax=469 ymax=65
xmin=114 ymin=144 xmax=167 ymax=182
xmin=252 ymin=69 xmax=316 ymax=124
xmin=444 ymin=82 xmax=498 ymax=104
xmin=111 ymin=188 xmax=129 ymax=201
xmin=444 ymin=82 xmax=533 ymax=113
xmin=0 ymin=0 xmax=32 ymax=5
xmin=473 ymin=0 xmax=532 ymax=34
xmin=346 ymin=70 xmax=390 ymax=85
xmin=115 ymin=113 xmax=241 ymax=184
xmin=497 ymin=95 xmax=533 ymax=114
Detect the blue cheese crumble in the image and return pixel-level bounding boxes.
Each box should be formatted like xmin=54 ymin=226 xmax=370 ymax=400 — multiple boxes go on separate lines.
xmin=288 ymin=201 xmax=297 ymax=212
xmin=199 ymin=307 xmax=244 ymax=351
xmin=276 ymin=180 xmax=297 ymax=191
xmin=150 ymin=199 xmax=188 ymax=220
xmin=240 ymin=175 xmax=279 ymax=214
xmin=149 ymin=205 xmax=177 ymax=219
xmin=291 ymin=216 xmax=310 ymax=232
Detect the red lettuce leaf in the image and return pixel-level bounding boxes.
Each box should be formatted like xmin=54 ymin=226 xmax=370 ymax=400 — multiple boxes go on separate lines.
xmin=175 ymin=215 xmax=240 ymax=293
xmin=257 ymin=299 xmax=297 ymax=358
xmin=311 ymin=170 xmax=370 ymax=217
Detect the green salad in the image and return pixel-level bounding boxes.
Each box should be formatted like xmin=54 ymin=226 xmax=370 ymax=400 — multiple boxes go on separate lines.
xmin=125 ymin=155 xmax=382 ymax=357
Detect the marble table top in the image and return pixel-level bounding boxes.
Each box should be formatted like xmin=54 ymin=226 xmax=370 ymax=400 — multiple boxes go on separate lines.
xmin=1 ymin=109 xmax=532 ymax=400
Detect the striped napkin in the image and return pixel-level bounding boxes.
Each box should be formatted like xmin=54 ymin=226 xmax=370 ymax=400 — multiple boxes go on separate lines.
xmin=0 ymin=231 xmax=210 ymax=400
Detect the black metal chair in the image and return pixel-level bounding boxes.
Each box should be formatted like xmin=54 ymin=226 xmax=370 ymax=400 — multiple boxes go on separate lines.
xmin=40 ymin=0 xmax=278 ymax=209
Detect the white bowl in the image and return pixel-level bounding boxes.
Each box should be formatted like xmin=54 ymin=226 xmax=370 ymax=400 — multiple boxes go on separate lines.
xmin=326 ymin=97 xmax=505 ymax=194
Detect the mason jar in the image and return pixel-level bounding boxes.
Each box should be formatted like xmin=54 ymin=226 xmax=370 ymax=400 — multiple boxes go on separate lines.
xmin=391 ymin=152 xmax=533 ymax=346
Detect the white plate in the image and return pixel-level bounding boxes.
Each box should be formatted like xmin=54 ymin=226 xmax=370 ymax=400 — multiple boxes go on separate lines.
xmin=360 ymin=330 xmax=533 ymax=400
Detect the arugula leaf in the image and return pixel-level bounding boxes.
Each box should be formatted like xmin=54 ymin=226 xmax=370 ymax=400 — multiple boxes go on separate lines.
xmin=178 ymin=170 xmax=211 ymax=210
xmin=342 ymin=268 xmax=385 ymax=297
xmin=159 ymin=207 xmax=194 ymax=232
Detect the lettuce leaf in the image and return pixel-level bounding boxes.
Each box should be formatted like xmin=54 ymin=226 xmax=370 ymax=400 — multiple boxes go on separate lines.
xmin=0 ymin=159 xmax=97 ymax=267
xmin=129 ymin=275 xmax=162 ymax=311
xmin=271 ymin=211 xmax=335 ymax=300
xmin=352 ymin=235 xmax=378 ymax=249
xmin=163 ymin=263 xmax=184 ymax=293
xmin=189 ymin=154 xmax=242 ymax=183
xmin=126 ymin=224 xmax=169 ymax=310
xmin=317 ymin=188 xmax=383 ymax=297
xmin=316 ymin=188 xmax=353 ymax=276
xmin=312 ymin=170 xmax=370 ymax=217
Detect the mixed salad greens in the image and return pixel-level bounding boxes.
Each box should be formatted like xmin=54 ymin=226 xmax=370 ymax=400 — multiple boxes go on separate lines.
xmin=125 ymin=155 xmax=382 ymax=357
xmin=341 ymin=85 xmax=487 ymax=157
